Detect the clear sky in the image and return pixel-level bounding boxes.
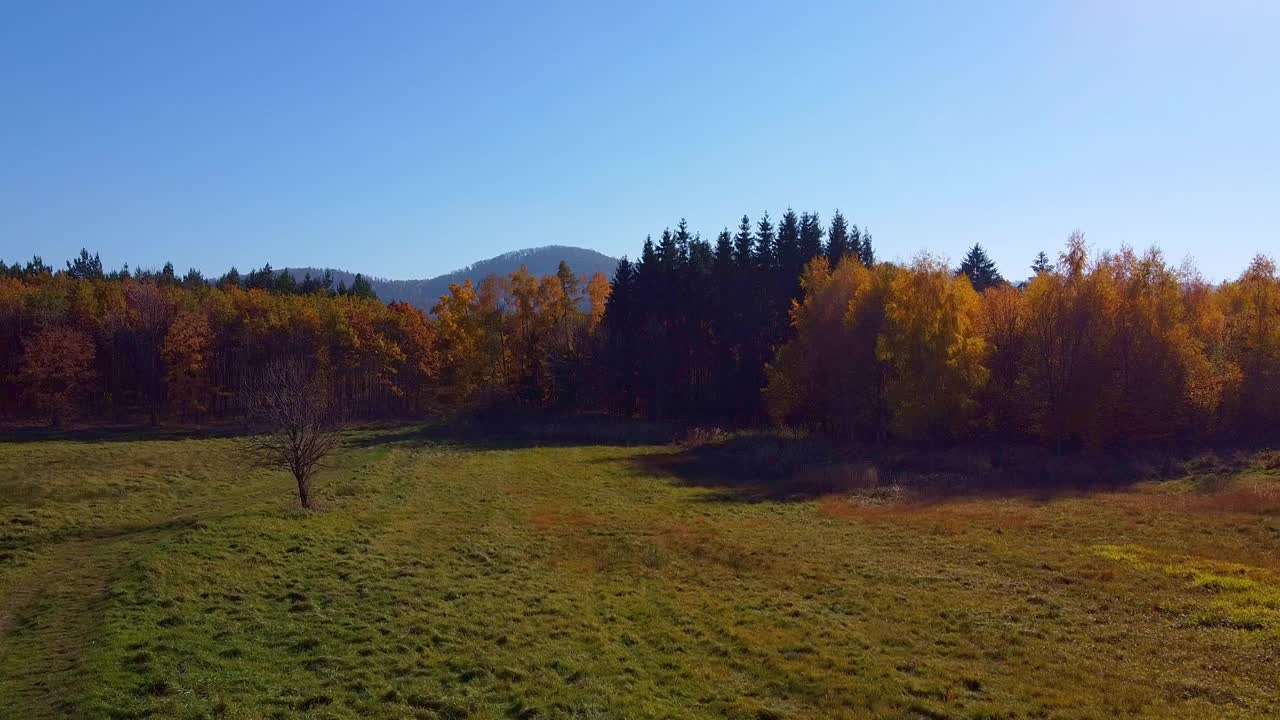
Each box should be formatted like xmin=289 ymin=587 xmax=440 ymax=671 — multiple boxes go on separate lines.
xmin=2 ymin=1 xmax=1277 ymax=281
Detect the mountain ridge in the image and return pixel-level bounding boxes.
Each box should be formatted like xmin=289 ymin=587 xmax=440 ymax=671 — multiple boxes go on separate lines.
xmin=286 ymin=245 xmax=618 ymax=309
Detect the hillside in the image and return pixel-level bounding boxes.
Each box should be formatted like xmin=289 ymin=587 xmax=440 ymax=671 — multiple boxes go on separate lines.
xmin=286 ymin=245 xmax=618 ymax=308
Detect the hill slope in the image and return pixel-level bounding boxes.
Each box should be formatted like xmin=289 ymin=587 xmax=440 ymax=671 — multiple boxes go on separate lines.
xmin=287 ymin=245 xmax=617 ymax=308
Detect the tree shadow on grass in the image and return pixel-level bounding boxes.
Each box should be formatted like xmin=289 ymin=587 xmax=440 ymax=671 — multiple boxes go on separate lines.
xmin=620 ymin=433 xmax=1262 ymax=505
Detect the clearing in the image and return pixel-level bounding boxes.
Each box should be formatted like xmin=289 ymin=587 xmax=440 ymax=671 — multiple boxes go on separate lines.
xmin=1 ymin=427 xmax=1278 ymax=719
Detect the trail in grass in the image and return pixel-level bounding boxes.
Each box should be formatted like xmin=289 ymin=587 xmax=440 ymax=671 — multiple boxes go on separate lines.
xmin=0 ymin=438 xmax=298 ymax=719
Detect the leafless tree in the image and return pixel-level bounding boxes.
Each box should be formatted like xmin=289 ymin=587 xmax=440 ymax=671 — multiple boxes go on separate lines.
xmin=242 ymin=358 xmax=343 ymax=509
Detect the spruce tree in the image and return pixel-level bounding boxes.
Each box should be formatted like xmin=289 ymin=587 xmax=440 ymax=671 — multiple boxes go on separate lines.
xmin=733 ymin=215 xmax=754 ymax=267
xmin=776 ymin=208 xmax=801 ymax=279
xmin=754 ymin=213 xmax=776 ymax=271
xmin=1031 ymin=251 xmax=1052 ymax=275
xmin=856 ymin=227 xmax=876 ymax=266
xmin=957 ymin=243 xmax=1004 ymax=291
xmin=827 ymin=211 xmax=850 ymax=267
xmin=713 ymin=229 xmax=734 ymax=269
xmin=798 ymin=211 xmax=825 ymax=263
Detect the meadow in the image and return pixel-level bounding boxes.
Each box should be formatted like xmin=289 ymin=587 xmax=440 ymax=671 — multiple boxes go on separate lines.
xmin=1 ymin=426 xmax=1278 ymax=719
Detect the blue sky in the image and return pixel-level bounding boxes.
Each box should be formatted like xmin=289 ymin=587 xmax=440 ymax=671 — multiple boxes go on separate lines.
xmin=2 ymin=1 xmax=1277 ymax=281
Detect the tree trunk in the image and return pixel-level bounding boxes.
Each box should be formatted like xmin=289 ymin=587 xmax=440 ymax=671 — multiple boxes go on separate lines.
xmin=295 ymin=473 xmax=311 ymax=509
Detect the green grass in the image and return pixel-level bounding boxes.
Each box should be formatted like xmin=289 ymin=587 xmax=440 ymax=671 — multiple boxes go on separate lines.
xmin=2 ymin=429 xmax=1279 ymax=719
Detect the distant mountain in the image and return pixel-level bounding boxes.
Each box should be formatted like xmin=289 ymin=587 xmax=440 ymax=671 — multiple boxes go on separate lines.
xmin=286 ymin=245 xmax=618 ymax=309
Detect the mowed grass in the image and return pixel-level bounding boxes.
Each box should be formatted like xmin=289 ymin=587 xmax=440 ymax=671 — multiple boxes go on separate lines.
xmin=1 ymin=429 xmax=1279 ymax=720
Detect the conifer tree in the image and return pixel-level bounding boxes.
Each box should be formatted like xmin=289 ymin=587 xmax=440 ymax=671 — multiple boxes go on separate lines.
xmin=754 ymin=213 xmax=776 ymax=271
xmin=66 ymin=249 xmax=105 ymax=280
xmin=856 ymin=227 xmax=876 ymax=266
xmin=827 ymin=211 xmax=850 ymax=267
xmin=958 ymin=243 xmax=1005 ymax=292
xmin=350 ymin=273 xmax=376 ymax=300
xmin=798 ymin=211 xmax=825 ymax=263
xmin=776 ymin=208 xmax=801 ymax=281
xmin=733 ymin=215 xmax=754 ymax=267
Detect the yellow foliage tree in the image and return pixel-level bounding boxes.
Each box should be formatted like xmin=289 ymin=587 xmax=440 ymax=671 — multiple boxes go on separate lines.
xmin=876 ymin=256 xmax=988 ymax=442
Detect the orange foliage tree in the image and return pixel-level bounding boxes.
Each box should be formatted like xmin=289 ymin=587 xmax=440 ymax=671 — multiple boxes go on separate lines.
xmin=19 ymin=325 xmax=96 ymax=427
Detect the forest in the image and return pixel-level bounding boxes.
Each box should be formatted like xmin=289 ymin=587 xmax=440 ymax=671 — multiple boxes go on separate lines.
xmin=2 ymin=208 xmax=1278 ymax=452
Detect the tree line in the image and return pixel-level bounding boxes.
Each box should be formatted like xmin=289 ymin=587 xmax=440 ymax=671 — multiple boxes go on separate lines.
xmin=3 ymin=212 xmax=1278 ymax=451
xmin=0 ymin=249 xmax=612 ymax=426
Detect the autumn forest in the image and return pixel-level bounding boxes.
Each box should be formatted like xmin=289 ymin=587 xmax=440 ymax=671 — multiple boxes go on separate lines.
xmin=2 ymin=209 xmax=1278 ymax=452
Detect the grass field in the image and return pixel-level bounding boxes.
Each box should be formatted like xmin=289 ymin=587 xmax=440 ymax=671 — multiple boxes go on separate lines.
xmin=2 ymin=427 xmax=1279 ymax=719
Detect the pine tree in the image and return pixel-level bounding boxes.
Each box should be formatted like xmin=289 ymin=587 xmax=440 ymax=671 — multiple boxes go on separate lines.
xmin=275 ymin=269 xmax=297 ymax=294
xmin=827 ymin=211 xmax=850 ymax=267
xmin=958 ymin=243 xmax=1005 ymax=292
xmin=1031 ymin=251 xmax=1052 ymax=275
xmin=182 ymin=268 xmax=205 ymax=289
xmin=65 ymin=249 xmax=104 ymax=280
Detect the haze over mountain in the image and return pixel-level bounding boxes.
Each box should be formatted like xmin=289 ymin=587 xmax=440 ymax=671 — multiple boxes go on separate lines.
xmin=286 ymin=245 xmax=617 ymax=309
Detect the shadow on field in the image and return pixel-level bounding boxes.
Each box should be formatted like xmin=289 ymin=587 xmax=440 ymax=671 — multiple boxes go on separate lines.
xmin=625 ymin=433 xmax=1274 ymax=504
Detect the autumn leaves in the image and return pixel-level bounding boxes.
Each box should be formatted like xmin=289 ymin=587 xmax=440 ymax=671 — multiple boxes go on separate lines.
xmin=766 ymin=237 xmax=1280 ymax=448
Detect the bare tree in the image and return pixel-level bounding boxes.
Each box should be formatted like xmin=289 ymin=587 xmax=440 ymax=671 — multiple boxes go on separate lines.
xmin=242 ymin=358 xmax=343 ymax=509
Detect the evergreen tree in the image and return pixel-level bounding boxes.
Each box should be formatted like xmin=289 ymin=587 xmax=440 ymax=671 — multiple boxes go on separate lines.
xmin=299 ymin=272 xmax=319 ymax=294
xmin=798 ymin=211 xmax=825 ymax=262
xmin=957 ymin=243 xmax=1004 ymax=292
xmin=754 ymin=213 xmax=776 ymax=271
xmin=657 ymin=228 xmax=679 ymax=277
xmin=604 ymin=257 xmax=636 ymax=335
xmin=827 ymin=211 xmax=850 ymax=267
xmin=160 ymin=261 xmax=177 ymax=286
xmin=350 ymin=273 xmax=376 ymax=300
xmin=182 ymin=268 xmax=205 ymax=289
xmin=673 ymin=219 xmax=693 ymax=268
xmin=733 ymin=215 xmax=754 ymax=267
xmin=24 ymin=256 xmax=53 ymax=277
xmin=856 ymin=227 xmax=876 ymax=266
xmin=603 ymin=257 xmax=639 ymax=414
xmin=219 ymin=267 xmax=241 ymax=289
xmin=275 ymin=269 xmax=297 ymax=294
xmin=713 ymin=229 xmax=734 ymax=272
xmin=776 ymin=208 xmax=801 ymax=278
xmin=1031 ymin=251 xmax=1052 ymax=275
xmin=65 ymin=249 xmax=105 ymax=280
xmin=253 ymin=264 xmax=276 ymax=290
